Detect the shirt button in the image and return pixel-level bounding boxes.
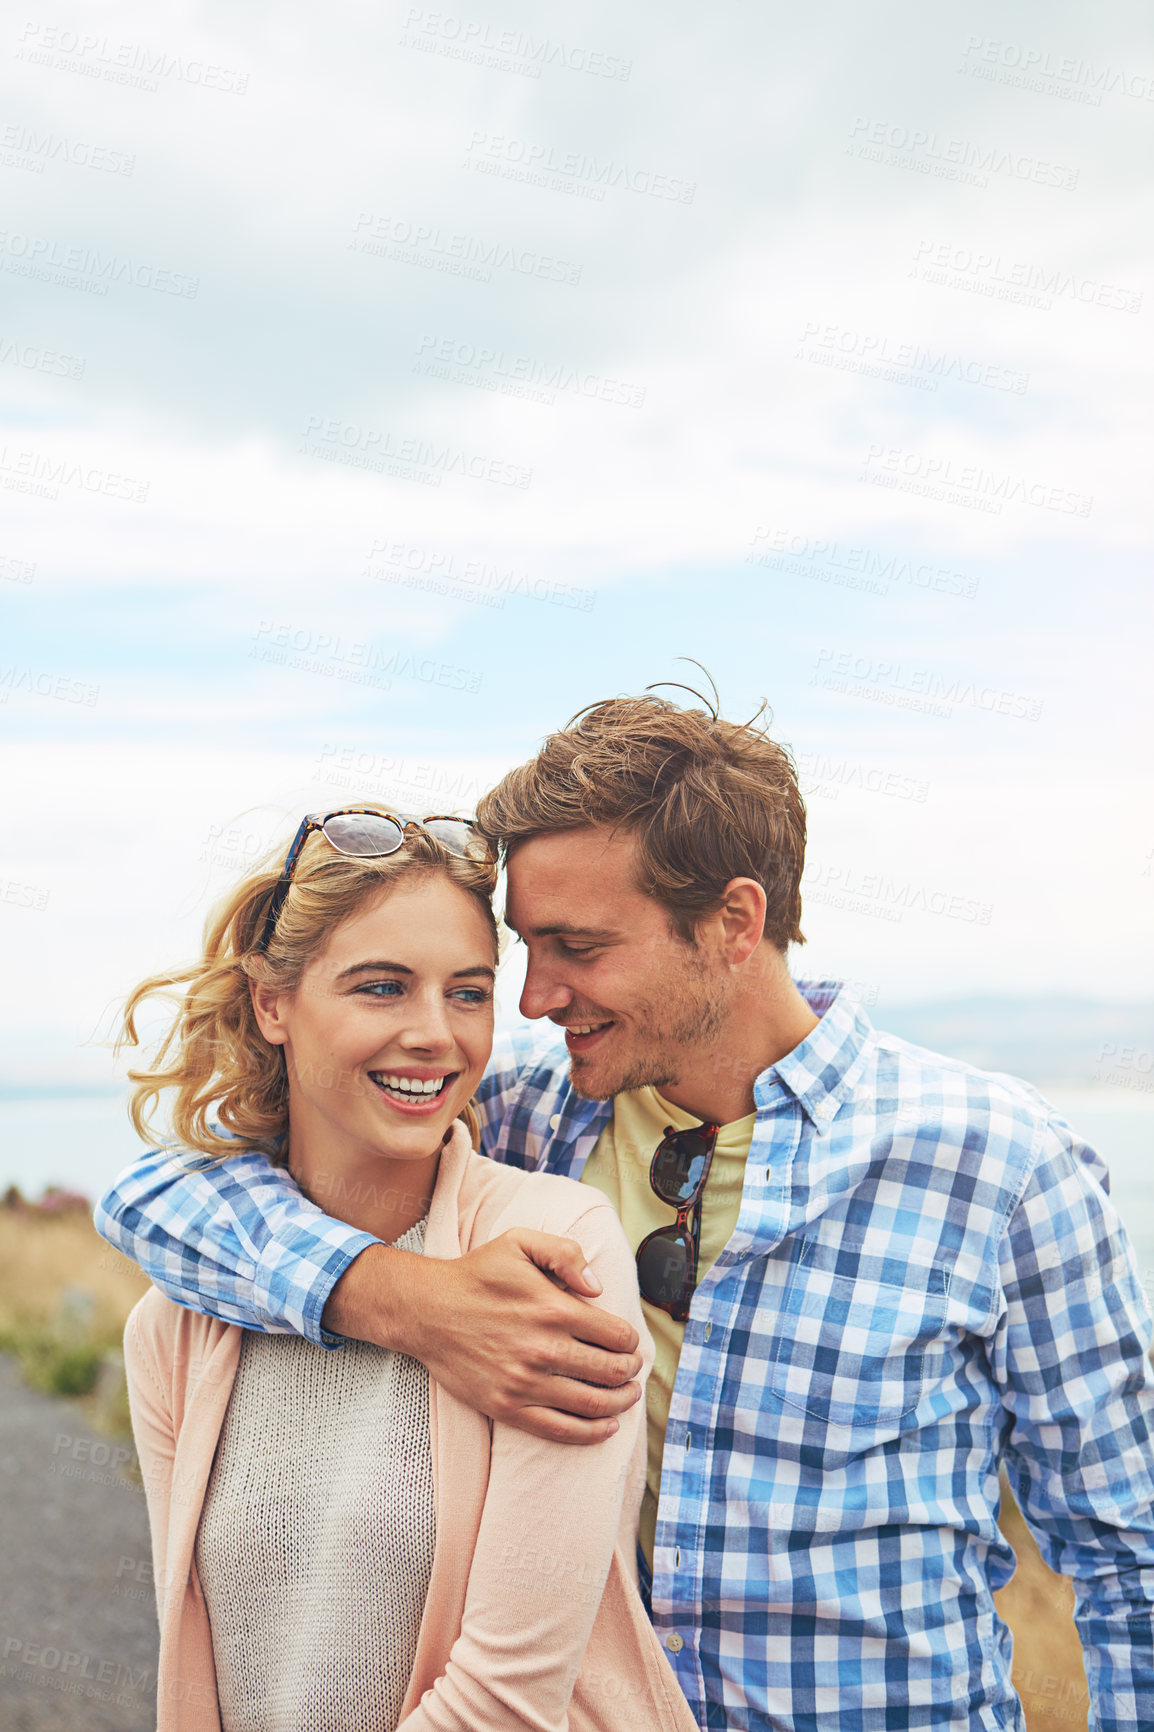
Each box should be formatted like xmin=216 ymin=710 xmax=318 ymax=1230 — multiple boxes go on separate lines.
xmin=549 ymin=1114 xmax=560 ymax=1130
xmin=665 ymin=1633 xmax=684 ymax=1654
xmin=703 ymin=1321 xmax=712 ymax=1341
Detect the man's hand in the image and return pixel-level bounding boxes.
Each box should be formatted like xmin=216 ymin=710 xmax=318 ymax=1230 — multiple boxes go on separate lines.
xmin=323 ymin=1230 xmax=643 ymax=1443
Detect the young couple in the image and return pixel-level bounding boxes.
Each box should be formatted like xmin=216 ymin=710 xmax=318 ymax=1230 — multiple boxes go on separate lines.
xmin=100 ymin=691 xmax=1154 ymax=1732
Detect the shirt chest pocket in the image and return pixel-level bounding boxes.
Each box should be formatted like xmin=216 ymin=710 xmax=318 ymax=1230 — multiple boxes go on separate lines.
xmin=769 ymin=1237 xmax=952 ymax=1431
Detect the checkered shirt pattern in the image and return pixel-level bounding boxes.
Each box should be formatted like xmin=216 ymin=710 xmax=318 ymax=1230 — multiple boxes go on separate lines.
xmin=95 ymin=982 xmax=1154 ymax=1731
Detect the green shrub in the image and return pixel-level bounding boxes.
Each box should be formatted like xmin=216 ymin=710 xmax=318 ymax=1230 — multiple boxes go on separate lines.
xmin=3 ymin=1328 xmax=103 ymax=1397
xmin=36 ymin=1342 xmax=104 ymax=1397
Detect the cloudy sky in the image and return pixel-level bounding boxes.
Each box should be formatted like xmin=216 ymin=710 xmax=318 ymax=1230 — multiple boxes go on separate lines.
xmin=2 ymin=0 xmax=1152 ymax=1084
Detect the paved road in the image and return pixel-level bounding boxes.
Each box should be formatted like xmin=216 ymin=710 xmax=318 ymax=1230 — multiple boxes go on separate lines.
xmin=0 ymin=1356 xmax=159 ymax=1731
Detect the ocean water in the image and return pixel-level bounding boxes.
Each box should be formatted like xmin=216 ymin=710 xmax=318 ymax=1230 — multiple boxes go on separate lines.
xmin=3 ymin=1082 xmax=1152 ymax=1274
xmin=0 ymin=1091 xmax=146 ymax=1202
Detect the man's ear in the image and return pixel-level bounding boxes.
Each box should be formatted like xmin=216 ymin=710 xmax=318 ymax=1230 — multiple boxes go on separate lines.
xmin=249 ymin=977 xmax=289 ymax=1047
xmin=716 ymin=878 xmax=768 ymax=968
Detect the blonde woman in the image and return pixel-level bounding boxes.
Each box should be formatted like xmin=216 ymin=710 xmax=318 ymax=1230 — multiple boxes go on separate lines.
xmin=120 ymin=807 xmax=696 ymax=1732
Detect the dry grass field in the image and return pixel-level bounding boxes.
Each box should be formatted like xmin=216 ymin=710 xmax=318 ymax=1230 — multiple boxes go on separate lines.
xmin=0 ymin=1199 xmax=1089 ymax=1728
xmin=0 ymin=1196 xmax=151 ymax=1425
xmin=0 ymin=1201 xmax=151 ymax=1339
xmin=994 ymin=1493 xmax=1089 ymax=1731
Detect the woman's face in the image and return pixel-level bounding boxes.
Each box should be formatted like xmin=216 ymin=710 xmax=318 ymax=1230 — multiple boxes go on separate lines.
xmin=251 ymin=872 xmax=496 ymax=1169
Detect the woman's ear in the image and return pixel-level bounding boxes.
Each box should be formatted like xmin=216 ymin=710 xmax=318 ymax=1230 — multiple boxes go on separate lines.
xmin=249 ymin=977 xmax=289 ymax=1046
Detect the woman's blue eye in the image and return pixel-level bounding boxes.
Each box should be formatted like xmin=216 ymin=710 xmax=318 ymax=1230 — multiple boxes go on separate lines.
xmin=355 ymin=981 xmax=490 ymax=1004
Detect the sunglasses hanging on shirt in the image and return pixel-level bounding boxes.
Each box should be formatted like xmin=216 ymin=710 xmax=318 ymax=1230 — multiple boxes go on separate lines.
xmin=634 ymin=1121 xmax=720 ymax=1323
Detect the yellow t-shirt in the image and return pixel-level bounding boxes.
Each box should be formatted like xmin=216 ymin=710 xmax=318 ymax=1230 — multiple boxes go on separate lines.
xmin=580 ymin=1088 xmax=756 ymax=1570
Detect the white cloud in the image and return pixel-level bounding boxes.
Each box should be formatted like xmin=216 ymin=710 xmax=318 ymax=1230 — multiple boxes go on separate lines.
xmin=2 ymin=0 xmax=1151 ymax=1082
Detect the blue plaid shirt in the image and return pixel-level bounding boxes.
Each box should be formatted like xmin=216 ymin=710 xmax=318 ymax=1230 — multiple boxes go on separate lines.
xmin=96 ymin=981 xmax=1154 ymax=1731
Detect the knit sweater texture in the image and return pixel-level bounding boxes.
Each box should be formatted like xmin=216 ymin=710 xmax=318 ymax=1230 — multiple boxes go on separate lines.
xmin=197 ymin=1217 xmax=433 ymax=1731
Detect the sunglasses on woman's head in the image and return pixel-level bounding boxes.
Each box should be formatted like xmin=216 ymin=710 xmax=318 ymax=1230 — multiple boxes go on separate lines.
xmin=634 ymin=1121 xmax=720 ymax=1324
xmin=256 ymin=808 xmax=494 ymax=953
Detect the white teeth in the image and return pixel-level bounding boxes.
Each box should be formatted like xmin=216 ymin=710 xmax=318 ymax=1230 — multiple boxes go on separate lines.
xmin=380 ymin=1074 xmax=447 ymax=1094
xmin=568 ymin=1024 xmax=606 ymax=1036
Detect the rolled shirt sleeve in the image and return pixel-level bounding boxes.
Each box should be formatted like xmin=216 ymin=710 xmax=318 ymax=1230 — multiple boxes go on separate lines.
xmin=94 ymin=1042 xmax=546 ymax=1346
xmin=94 ymin=1146 xmax=378 ymax=1346
xmin=993 ymin=1119 xmax=1154 ymax=1730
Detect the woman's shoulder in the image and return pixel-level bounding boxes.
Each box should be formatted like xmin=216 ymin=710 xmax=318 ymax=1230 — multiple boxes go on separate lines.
xmin=456 ymin=1149 xmax=627 ymax=1246
xmin=124 ymin=1284 xmax=235 ymax=1368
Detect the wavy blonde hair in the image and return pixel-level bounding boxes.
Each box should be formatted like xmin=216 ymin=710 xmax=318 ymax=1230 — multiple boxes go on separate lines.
xmin=122 ymin=812 xmax=498 ymax=1164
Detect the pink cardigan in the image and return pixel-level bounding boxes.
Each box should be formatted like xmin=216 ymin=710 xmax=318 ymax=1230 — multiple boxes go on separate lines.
xmin=124 ymin=1123 xmax=699 ymax=1731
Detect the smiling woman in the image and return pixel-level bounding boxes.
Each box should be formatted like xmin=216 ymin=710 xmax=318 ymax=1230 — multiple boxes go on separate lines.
xmin=120 ymin=812 xmax=500 ymax=1174
xmin=113 ymin=805 xmax=697 ymax=1732
xmin=247 ymin=872 xmax=497 ymax=1242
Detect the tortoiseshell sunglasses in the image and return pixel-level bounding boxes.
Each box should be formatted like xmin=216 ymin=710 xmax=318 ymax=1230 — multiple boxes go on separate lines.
xmin=256 ymin=807 xmax=494 ymax=952
xmin=635 ymin=1121 xmax=721 ymax=1323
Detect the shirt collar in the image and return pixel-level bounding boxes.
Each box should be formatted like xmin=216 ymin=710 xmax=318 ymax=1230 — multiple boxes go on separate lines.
xmin=756 ymin=979 xmax=874 ymax=1130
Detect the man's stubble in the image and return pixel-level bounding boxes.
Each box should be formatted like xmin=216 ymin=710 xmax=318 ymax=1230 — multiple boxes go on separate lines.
xmin=567 ymin=949 xmax=730 ymax=1102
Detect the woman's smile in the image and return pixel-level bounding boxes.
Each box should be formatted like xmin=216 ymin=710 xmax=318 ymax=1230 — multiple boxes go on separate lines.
xmin=368 ymin=1068 xmax=460 ymax=1112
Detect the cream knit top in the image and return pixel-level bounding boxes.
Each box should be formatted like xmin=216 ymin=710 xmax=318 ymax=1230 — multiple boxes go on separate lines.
xmin=195 ymin=1216 xmax=434 ymax=1732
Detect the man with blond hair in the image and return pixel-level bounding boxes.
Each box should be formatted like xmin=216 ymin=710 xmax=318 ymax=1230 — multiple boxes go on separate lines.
xmin=98 ymin=690 xmax=1154 ymax=1731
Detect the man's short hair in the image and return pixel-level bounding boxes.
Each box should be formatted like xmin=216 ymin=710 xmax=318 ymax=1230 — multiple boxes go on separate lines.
xmin=476 ymin=693 xmax=807 ymax=950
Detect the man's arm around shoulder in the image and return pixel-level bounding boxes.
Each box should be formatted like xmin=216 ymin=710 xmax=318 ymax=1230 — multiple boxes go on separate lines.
xmin=95 ymin=1043 xmax=640 ymax=1441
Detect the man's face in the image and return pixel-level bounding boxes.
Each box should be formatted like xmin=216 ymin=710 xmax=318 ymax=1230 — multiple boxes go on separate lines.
xmin=504 ymin=825 xmax=731 ymax=1100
